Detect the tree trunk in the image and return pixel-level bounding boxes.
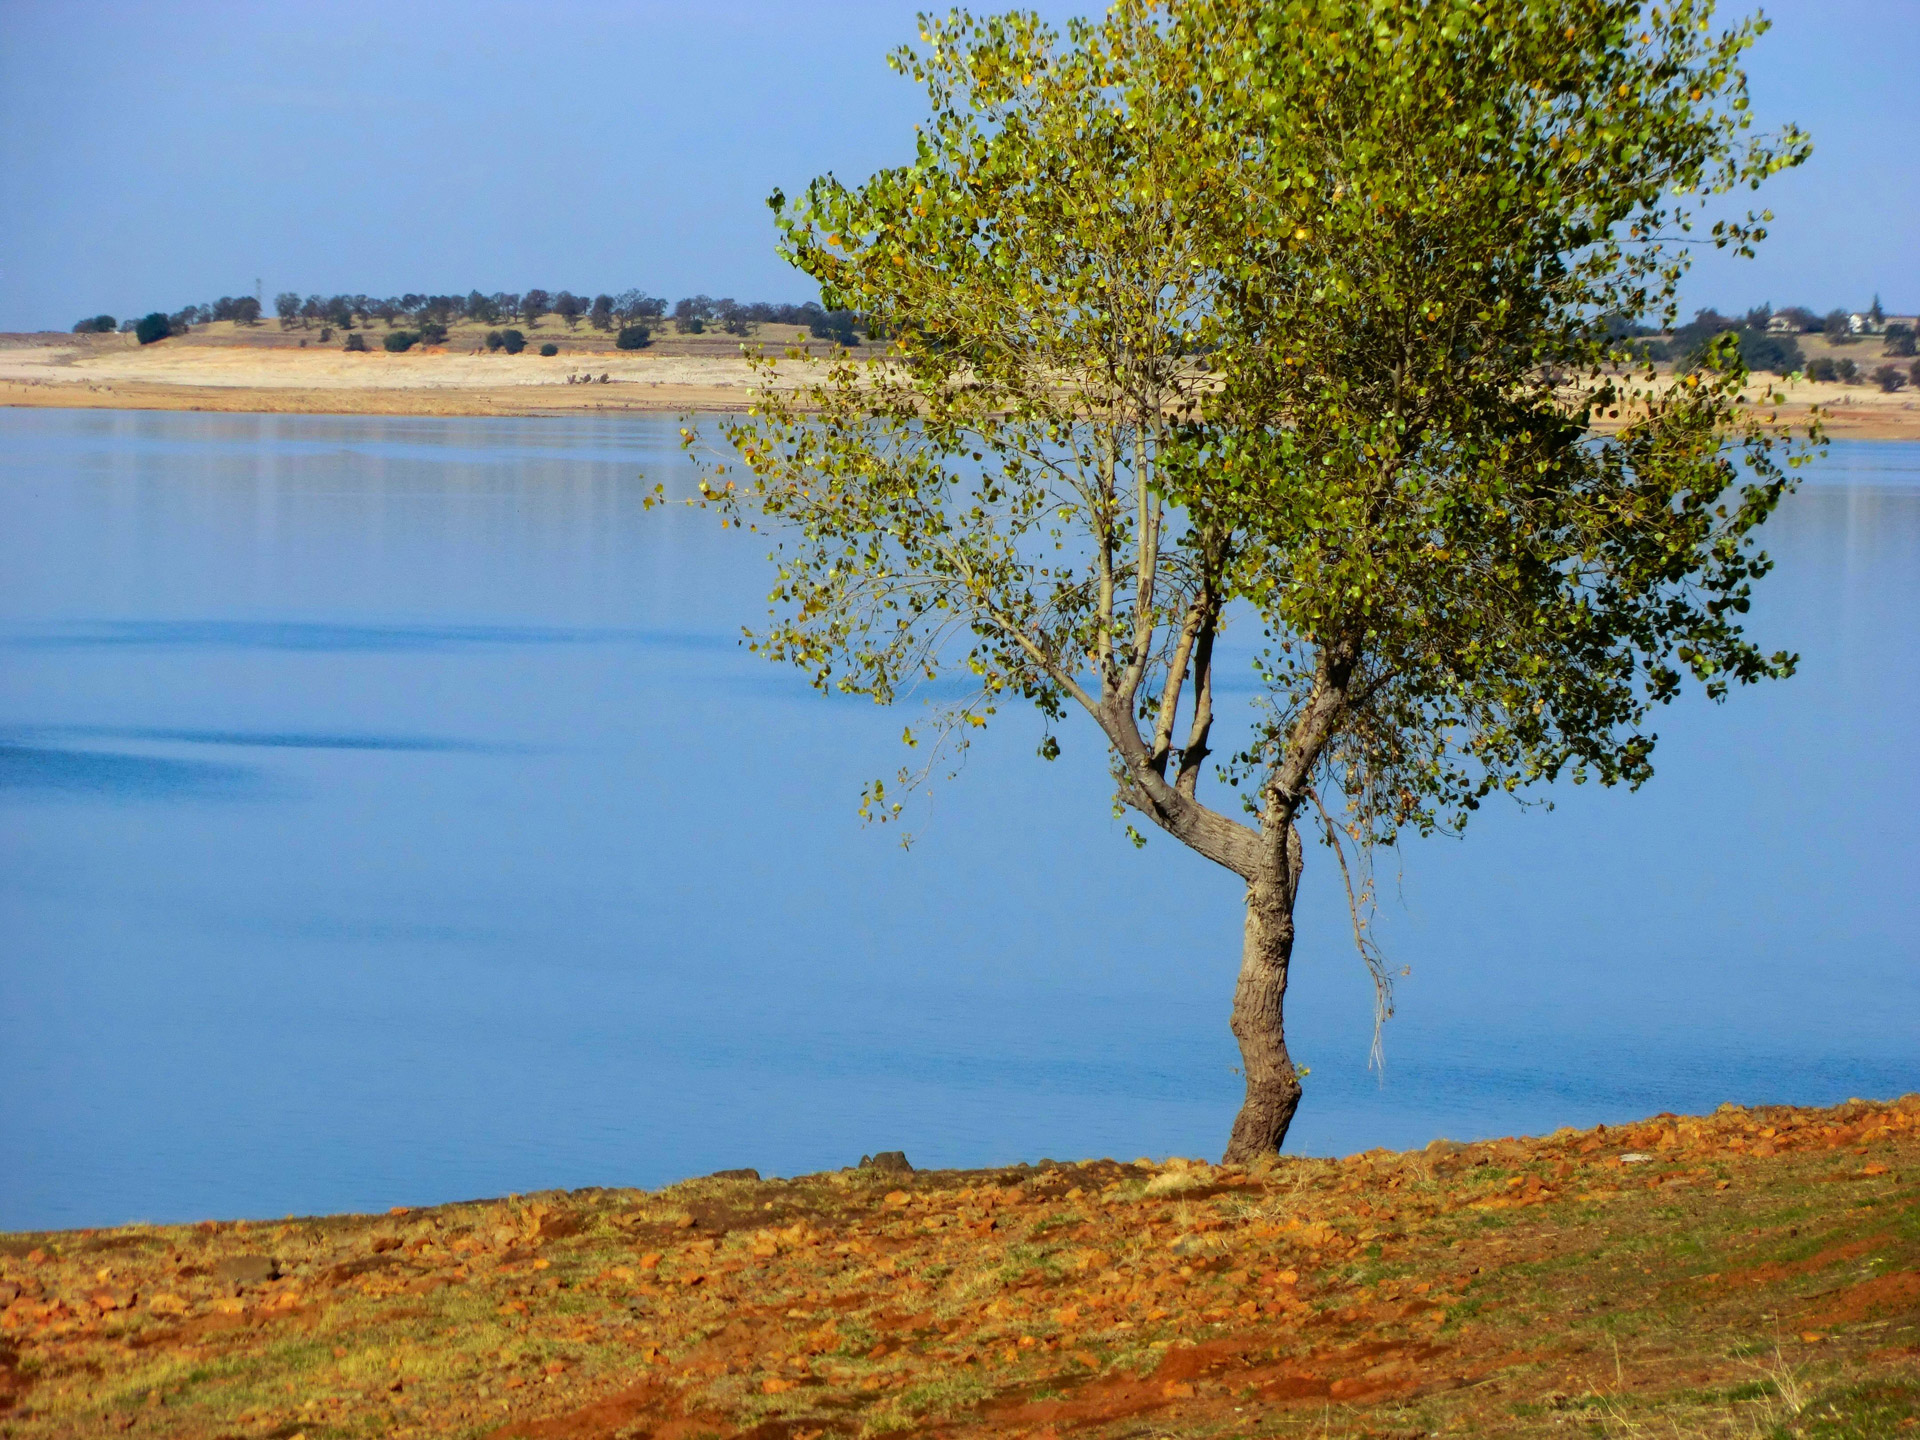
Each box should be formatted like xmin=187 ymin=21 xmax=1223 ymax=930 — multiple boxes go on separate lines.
xmin=1222 ymin=867 xmax=1303 ymax=1163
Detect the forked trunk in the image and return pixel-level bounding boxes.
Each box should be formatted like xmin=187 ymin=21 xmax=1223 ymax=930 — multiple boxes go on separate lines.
xmin=1222 ymin=870 xmax=1303 ymax=1163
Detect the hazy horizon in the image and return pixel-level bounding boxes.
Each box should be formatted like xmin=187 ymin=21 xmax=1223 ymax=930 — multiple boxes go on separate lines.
xmin=1 ymin=0 xmax=1914 ymax=333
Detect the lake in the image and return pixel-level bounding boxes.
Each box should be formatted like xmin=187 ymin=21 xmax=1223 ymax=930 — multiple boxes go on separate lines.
xmin=2 ymin=409 xmax=1915 ymax=1232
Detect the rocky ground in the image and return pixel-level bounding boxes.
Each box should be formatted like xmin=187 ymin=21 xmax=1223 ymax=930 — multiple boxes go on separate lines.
xmin=3 ymin=1097 xmax=1916 ymax=1440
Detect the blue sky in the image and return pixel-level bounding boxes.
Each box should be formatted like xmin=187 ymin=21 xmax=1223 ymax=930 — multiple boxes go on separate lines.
xmin=0 ymin=0 xmax=1912 ymax=332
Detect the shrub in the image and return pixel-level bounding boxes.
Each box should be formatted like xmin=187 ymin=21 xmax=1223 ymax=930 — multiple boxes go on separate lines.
xmin=1912 ymin=359 xmax=1920 ymax=390
xmin=71 ymin=315 xmax=116 ymax=334
xmin=383 ymin=331 xmax=418 ymax=353
xmin=1807 ymin=356 xmax=1837 ymax=382
xmin=1671 ymin=310 xmax=1799 ymax=375
xmin=1870 ymin=364 xmax=1907 ymax=393
xmin=1836 ymin=357 xmax=1859 ymax=383
xmin=615 ymin=325 xmax=652 ymax=350
xmin=1823 ymin=308 xmax=1854 ymax=343
xmin=499 ymin=329 xmax=527 ymax=355
xmin=808 ymin=309 xmax=861 ymax=347
xmin=133 ymin=312 xmax=172 ymax=345
xmin=344 ymin=333 xmax=369 ymax=352
xmin=538 ymin=342 xmax=559 ymax=356
xmin=417 ymin=322 xmax=448 ymax=346
xmin=1734 ymin=330 xmax=1802 ymax=375
xmin=319 ymin=326 xmax=333 ymax=343
xmin=1884 ymin=324 xmax=1916 ymax=357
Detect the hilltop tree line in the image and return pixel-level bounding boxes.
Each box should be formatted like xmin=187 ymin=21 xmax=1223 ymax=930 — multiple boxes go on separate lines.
xmin=67 ymin=291 xmax=1907 ymax=388
xmin=1609 ymin=297 xmax=1915 ymax=390
xmin=74 ymin=290 xmax=870 ymax=349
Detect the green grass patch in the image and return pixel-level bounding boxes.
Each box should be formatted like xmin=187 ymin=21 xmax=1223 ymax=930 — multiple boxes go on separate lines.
xmin=1769 ymin=1381 xmax=1920 ymax=1438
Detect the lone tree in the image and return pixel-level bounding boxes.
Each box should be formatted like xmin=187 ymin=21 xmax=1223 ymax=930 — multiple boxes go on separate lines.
xmin=680 ymin=0 xmax=1818 ymax=1159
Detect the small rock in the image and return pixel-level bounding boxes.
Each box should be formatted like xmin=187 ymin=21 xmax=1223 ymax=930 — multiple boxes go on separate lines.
xmin=859 ymin=1151 xmax=913 ymax=1175
xmin=1618 ymin=1153 xmax=1654 ymax=1165
xmin=213 ymin=1255 xmax=278 ymax=1286
xmin=708 ymin=1168 xmax=761 ymax=1182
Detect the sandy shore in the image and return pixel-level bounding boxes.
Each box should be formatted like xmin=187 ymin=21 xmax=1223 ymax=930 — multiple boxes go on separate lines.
xmin=0 ymin=333 xmax=765 ymax=417
xmin=4 ymin=332 xmax=1918 ymax=435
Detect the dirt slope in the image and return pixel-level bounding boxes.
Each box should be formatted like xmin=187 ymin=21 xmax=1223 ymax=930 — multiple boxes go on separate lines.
xmin=2 ymin=1096 xmax=1917 ymax=1439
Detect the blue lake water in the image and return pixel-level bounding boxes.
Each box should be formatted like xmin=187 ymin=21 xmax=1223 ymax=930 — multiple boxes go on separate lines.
xmin=1 ymin=409 xmax=1915 ymax=1232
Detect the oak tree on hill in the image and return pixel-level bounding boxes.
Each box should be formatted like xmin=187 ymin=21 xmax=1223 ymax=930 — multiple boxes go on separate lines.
xmin=677 ymin=0 xmax=1819 ymax=1160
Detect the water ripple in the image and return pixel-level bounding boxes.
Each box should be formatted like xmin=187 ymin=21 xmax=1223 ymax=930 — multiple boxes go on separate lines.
xmin=0 ymin=744 xmax=276 ymax=802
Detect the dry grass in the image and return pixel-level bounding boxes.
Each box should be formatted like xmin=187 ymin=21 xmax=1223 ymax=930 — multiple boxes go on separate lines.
xmin=2 ymin=1096 xmax=1917 ymax=1439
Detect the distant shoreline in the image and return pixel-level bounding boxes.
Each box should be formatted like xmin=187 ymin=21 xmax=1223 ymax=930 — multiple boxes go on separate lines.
xmin=0 ymin=377 xmax=754 ymax=419
xmin=4 ymin=328 xmax=1918 ymax=436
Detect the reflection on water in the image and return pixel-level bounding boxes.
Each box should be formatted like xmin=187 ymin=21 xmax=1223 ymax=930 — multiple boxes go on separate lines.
xmin=1 ymin=409 xmax=1915 ymax=1230
xmin=0 ymin=744 xmax=270 ymax=801
xmin=10 ymin=725 xmax=505 ymax=753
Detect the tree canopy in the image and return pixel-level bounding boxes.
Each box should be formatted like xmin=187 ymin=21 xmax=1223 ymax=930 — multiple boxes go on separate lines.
xmin=679 ymin=0 xmax=1819 ymax=1156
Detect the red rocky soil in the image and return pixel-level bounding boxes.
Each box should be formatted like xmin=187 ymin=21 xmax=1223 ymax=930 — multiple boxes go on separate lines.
xmin=3 ymin=1096 xmax=1917 ymax=1439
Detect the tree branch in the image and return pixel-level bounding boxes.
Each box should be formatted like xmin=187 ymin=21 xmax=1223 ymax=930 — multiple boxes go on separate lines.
xmin=1103 ymin=700 xmax=1261 ymax=877
xmin=1149 ymin=593 xmax=1207 ymax=777
xmin=1175 ymin=602 xmax=1217 ymax=799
